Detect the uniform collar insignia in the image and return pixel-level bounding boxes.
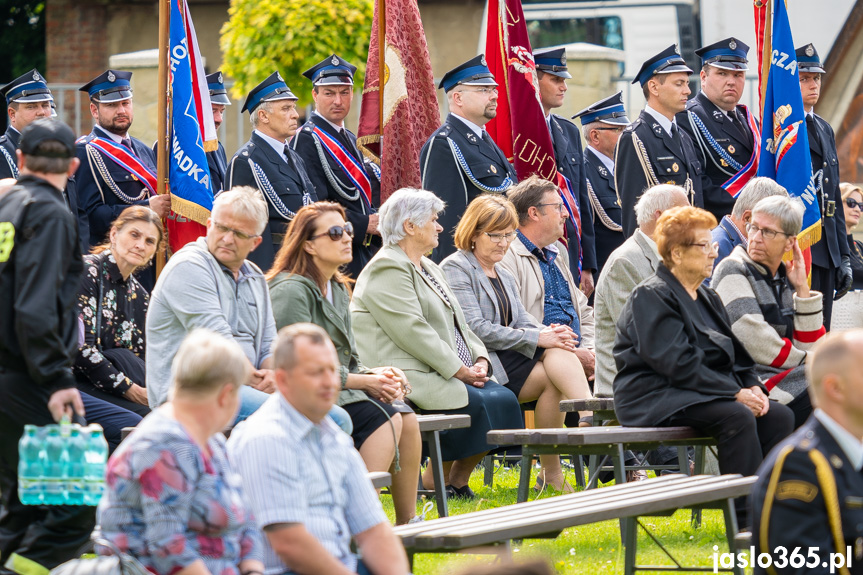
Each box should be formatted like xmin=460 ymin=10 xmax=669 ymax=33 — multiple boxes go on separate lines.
xmin=598 ymin=166 xmax=608 ymax=176
xmin=712 ymin=109 xmax=724 ymax=119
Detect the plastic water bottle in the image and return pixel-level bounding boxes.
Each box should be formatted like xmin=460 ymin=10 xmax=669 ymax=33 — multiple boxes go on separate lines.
xmin=17 ymin=425 xmax=43 ymax=505
xmin=83 ymin=425 xmax=108 ymax=506
xmin=42 ymin=426 xmax=68 ymax=505
xmin=65 ymin=427 xmax=86 ymax=505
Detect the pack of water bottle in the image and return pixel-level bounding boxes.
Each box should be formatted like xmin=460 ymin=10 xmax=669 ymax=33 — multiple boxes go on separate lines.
xmin=18 ymin=421 xmax=108 ymax=506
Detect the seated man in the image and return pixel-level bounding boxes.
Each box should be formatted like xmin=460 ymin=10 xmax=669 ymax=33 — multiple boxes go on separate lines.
xmin=227 ymin=323 xmax=410 ymax=575
xmin=713 ymin=195 xmax=824 ymax=429
xmin=712 ymin=177 xmax=788 ymax=267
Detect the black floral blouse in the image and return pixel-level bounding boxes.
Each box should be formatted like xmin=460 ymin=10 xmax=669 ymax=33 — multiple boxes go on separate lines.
xmin=74 ymin=250 xmax=148 ymax=395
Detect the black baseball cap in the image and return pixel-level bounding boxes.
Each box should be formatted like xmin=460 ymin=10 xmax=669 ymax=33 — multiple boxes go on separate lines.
xmin=19 ymin=118 xmax=77 ymax=158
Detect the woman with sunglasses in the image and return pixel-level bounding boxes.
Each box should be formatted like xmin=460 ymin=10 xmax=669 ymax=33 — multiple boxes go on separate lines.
xmin=266 ymin=202 xmax=423 ymax=525
xmin=840 ymin=182 xmax=863 ymax=290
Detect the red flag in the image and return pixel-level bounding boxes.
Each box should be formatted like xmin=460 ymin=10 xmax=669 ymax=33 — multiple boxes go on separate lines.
xmin=357 ymin=0 xmax=438 ymax=202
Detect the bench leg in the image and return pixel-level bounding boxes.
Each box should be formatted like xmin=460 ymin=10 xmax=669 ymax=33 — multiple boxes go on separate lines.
xmin=613 ymin=444 xmax=626 ymax=484
xmin=622 ymin=513 xmax=638 ymax=575
xmin=422 ymin=429 xmax=449 ymax=518
xmin=722 ymin=498 xmax=743 ymax=575
xmin=574 ymin=455 xmax=586 ymax=489
xmin=517 ymin=451 xmax=533 ymax=503
xmin=691 ymin=445 xmax=705 ymax=528
xmin=483 ymin=454 xmax=494 ymax=488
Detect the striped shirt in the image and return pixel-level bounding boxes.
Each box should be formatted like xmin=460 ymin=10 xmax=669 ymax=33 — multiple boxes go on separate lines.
xmin=226 ymin=393 xmax=387 ymax=574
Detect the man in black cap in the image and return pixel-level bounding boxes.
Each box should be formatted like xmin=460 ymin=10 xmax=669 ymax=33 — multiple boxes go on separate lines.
xmin=419 ymin=54 xmax=517 ymax=261
xmin=678 ymin=37 xmax=757 ymax=221
xmin=615 ymin=45 xmax=706 ymax=236
xmin=226 ymin=71 xmax=317 ymax=271
xmin=573 ymin=92 xmax=630 ymax=277
xmin=0 ymin=118 xmax=93 ymax=575
xmin=796 ymin=43 xmax=851 ymax=330
xmin=206 ymin=71 xmax=231 ymax=195
xmin=75 ymin=70 xmax=170 ymax=251
xmin=292 ymin=54 xmax=381 ymax=277
xmin=534 ymin=47 xmax=596 ymax=295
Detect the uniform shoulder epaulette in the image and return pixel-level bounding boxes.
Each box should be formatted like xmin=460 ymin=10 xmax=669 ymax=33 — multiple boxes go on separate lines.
xmin=0 ymin=135 xmax=7 ymax=145
xmin=435 ymin=123 xmax=454 ymax=138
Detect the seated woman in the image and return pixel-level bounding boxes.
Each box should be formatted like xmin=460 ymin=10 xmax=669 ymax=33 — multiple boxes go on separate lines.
xmin=440 ymin=194 xmax=592 ymax=492
xmin=98 ymin=329 xmax=264 ymax=575
xmin=841 ymin=182 xmax=863 ymax=290
xmin=266 ymin=201 xmax=422 ymax=525
xmin=350 ymin=188 xmax=523 ymax=499
xmin=75 ymin=206 xmax=161 ymax=418
xmin=613 ymin=206 xmax=794 ymax=526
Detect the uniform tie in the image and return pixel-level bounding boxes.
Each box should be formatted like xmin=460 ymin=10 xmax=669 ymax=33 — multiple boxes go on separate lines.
xmin=121 ymin=138 xmax=132 ymax=150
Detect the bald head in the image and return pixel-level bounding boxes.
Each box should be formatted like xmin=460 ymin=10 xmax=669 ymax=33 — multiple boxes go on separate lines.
xmin=806 ymin=330 xmax=863 ymax=436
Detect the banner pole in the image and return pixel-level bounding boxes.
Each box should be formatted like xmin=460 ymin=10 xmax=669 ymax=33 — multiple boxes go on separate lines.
xmin=156 ymin=0 xmax=170 ymax=276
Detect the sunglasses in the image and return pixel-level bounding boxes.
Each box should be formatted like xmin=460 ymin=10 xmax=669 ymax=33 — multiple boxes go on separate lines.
xmin=310 ymin=222 xmax=354 ymax=241
xmin=846 ymin=199 xmax=863 ymax=210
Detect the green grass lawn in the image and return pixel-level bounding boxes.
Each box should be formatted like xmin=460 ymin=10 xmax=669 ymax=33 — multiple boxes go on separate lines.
xmin=381 ymin=464 xmax=740 ymax=575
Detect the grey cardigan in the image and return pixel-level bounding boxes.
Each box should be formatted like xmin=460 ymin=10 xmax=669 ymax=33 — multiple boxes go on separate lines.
xmin=440 ymin=250 xmax=540 ymax=386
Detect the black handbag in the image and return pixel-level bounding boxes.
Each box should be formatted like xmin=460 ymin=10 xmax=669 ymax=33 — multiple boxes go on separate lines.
xmin=50 ymin=537 xmax=149 ymax=575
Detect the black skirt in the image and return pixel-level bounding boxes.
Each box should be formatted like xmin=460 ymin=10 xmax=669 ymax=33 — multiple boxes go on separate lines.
xmin=497 ymin=346 xmax=544 ymax=400
xmin=343 ymin=397 xmax=406 ymax=450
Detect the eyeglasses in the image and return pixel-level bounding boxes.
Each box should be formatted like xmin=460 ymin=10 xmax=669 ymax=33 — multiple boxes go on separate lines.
xmin=459 ymin=87 xmax=498 ymax=95
xmin=686 ymin=241 xmax=719 ymax=254
xmin=536 ymin=202 xmax=566 ymax=213
xmin=593 ymin=127 xmax=624 ymax=133
xmin=212 ymin=221 xmax=261 ymax=241
xmin=309 ymin=222 xmax=354 ymax=241
xmin=745 ymin=222 xmax=791 ymax=240
xmin=846 ymin=198 xmax=863 ymax=210
xmin=484 ymin=231 xmax=518 ymax=244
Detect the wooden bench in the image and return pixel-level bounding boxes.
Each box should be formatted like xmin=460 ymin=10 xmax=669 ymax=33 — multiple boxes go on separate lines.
xmin=368 ymin=471 xmax=392 ymax=490
xmin=395 ymin=473 xmax=754 ymax=575
xmin=415 ymin=414 xmax=471 ymax=518
xmin=487 ymin=427 xmax=715 ymax=504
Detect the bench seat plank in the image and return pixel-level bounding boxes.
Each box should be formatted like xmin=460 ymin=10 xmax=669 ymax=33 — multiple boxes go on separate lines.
xmin=415 ymin=414 xmax=471 ymax=431
xmin=559 ymin=398 xmax=615 ymax=412
xmin=487 ymin=426 xmax=712 ymax=447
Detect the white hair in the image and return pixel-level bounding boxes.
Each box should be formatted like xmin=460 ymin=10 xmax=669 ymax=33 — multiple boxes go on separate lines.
xmin=378 ymin=188 xmax=445 ymax=246
xmin=732 ymin=177 xmax=789 ymax=218
xmin=212 ymin=185 xmax=269 ymax=235
xmin=752 ymin=195 xmax=805 ymax=236
xmin=249 ymin=100 xmax=273 ymax=129
xmin=634 ymin=184 xmax=689 ymax=227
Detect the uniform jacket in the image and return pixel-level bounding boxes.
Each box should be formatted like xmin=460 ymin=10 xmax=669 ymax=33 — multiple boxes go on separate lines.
xmin=613 ymin=263 xmax=763 ymax=427
xmin=807 ymin=113 xmax=849 ymax=269
xmin=75 ymin=125 xmax=157 ymax=247
xmin=350 ymin=244 xmax=491 ymax=411
xmin=614 ymin=110 xmax=705 ymax=236
xmin=440 ymin=249 xmax=541 ymax=386
xmin=499 ymin=236 xmax=595 ymax=349
xmin=752 ymin=415 xmax=863 ymax=575
xmin=548 ymin=114 xmax=596 ymax=273
xmin=419 ymin=113 xmax=517 ymax=261
xmin=593 ymin=229 xmax=661 ymax=397
xmin=0 ymin=125 xmax=19 ymax=179
xmin=0 ymin=175 xmax=83 ymax=392
xmin=584 ymin=147 xmax=624 ymax=276
xmin=678 ymin=91 xmax=755 ymax=220
xmin=226 ymin=131 xmax=318 ymax=272
xmin=292 ymin=115 xmax=381 ymax=278
xmin=207 ymin=142 xmax=228 ymax=196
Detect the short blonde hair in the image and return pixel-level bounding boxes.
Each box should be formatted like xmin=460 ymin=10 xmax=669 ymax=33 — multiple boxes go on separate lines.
xmin=169 ymin=330 xmax=251 ymax=399
xmin=840 ymin=182 xmax=863 ymax=202
xmin=453 ymin=194 xmax=518 ymax=251
xmin=212 ymin=186 xmax=269 ymax=235
xmin=654 ymin=206 xmax=717 ymax=267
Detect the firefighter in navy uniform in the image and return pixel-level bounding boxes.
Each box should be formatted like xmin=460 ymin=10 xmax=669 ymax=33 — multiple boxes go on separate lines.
xmin=292 ymin=54 xmax=381 ymax=278
xmin=573 ymin=92 xmax=630 ymax=278
xmin=205 ymin=71 xmax=230 ymax=196
xmin=678 ymin=37 xmax=758 ymax=222
xmin=796 ymin=43 xmax=851 ymax=330
xmin=614 ymin=45 xmax=706 ymax=236
xmin=533 ymin=47 xmax=596 ymax=293
xmin=752 ymin=330 xmax=863 ymax=575
xmin=419 ymin=55 xmax=517 ymax=261
xmin=226 ymin=72 xmax=318 ymax=271
xmin=0 ymin=70 xmax=53 ymax=180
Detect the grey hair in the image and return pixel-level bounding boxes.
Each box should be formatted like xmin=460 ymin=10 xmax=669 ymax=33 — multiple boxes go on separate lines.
xmin=751 ymin=195 xmax=805 ymax=236
xmin=169 ymin=329 xmax=251 ymax=400
xmin=635 ymin=184 xmax=689 ymax=226
xmin=378 ymin=188 xmax=445 ymax=246
xmin=212 ymin=185 xmax=269 ymax=235
xmin=581 ymin=121 xmax=601 ymax=141
xmin=732 ymin=177 xmax=788 ymax=218
xmin=249 ymin=100 xmax=273 ymax=129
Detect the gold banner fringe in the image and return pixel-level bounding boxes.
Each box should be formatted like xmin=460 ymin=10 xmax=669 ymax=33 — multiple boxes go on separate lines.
xmin=357 ymin=135 xmax=382 ymax=165
xmin=171 ymin=194 xmax=211 ymax=226
xmin=203 ymin=138 xmax=218 ymax=153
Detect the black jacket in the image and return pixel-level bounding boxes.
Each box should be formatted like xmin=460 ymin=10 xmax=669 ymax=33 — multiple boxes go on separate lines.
xmin=419 ymin=113 xmax=517 ymax=261
xmin=677 ymin=92 xmax=756 ymax=221
xmin=807 ymin=113 xmax=849 ymax=269
xmin=614 ymin=110 xmax=706 ymax=236
xmin=613 ymin=263 xmax=762 ymax=427
xmin=584 ymin=147 xmax=624 ymax=277
xmin=752 ymin=416 xmax=863 ymax=574
xmin=207 ymin=141 xmax=228 ymax=196
xmin=0 ymin=175 xmax=83 ymax=392
xmin=0 ymin=125 xmax=19 ymax=179
xmin=226 ymin=131 xmax=318 ymax=271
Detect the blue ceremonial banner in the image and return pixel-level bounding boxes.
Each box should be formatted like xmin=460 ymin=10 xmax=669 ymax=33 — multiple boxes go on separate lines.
xmin=756 ymin=0 xmax=821 ymax=249
xmin=168 ymin=0 xmax=215 ymax=228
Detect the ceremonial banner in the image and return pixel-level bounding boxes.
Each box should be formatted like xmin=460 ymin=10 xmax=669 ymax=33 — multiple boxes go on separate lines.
xmin=755 ymin=0 xmax=821 ymax=255
xmin=357 ymin=0 xmax=438 ymax=202
xmin=166 ymin=0 xmax=216 ymax=251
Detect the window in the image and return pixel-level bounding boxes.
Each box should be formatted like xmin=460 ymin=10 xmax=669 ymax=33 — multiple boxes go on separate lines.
xmin=526 ymin=17 xmax=624 ymax=52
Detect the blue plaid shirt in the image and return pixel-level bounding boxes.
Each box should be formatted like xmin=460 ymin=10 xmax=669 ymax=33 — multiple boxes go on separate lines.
xmin=517 ymin=230 xmax=581 ymax=338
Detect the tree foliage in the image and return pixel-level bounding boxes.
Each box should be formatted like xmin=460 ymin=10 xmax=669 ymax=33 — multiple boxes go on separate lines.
xmin=0 ymin=1 xmax=45 ymax=82
xmin=220 ymin=0 xmax=374 ymax=107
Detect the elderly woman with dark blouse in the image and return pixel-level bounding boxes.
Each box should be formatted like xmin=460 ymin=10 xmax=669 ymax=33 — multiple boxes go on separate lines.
xmin=97 ymin=329 xmax=264 ymax=575
xmin=440 ymin=194 xmax=592 ymax=492
xmin=614 ymin=206 xmax=794 ymax=508
xmin=351 ymin=188 xmax=523 ymax=499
